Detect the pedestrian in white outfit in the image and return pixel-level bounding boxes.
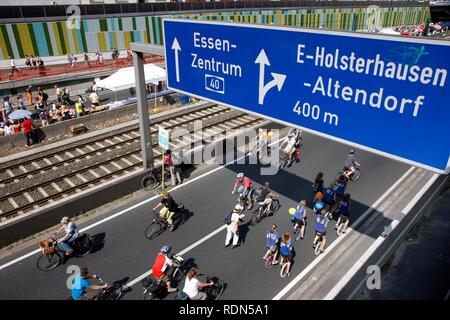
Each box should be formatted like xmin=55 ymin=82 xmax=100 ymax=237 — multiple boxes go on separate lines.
xmin=225 ymin=204 xmax=244 ymax=249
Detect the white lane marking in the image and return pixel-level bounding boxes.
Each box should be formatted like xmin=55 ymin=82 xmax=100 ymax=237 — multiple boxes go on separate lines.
xmin=0 ymin=131 xmax=278 ymax=271
xmin=272 ymin=166 xmax=416 ymax=300
xmin=332 ymin=172 xmax=440 ymax=300
xmin=125 ymin=225 xmax=227 ymax=287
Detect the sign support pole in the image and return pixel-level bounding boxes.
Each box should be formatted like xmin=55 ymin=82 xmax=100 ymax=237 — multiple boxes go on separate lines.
xmin=132 ymin=50 xmax=153 ymax=170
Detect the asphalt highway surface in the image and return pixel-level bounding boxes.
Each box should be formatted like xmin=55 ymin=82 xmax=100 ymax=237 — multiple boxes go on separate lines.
xmin=0 ymin=125 xmax=410 ymax=300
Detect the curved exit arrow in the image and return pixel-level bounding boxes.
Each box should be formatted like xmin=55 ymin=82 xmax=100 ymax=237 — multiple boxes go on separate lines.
xmin=255 ymin=49 xmax=286 ymax=105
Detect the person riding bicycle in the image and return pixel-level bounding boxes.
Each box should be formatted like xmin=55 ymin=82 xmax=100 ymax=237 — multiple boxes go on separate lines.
xmin=335 ymin=193 xmax=351 ymax=233
xmin=344 ymin=150 xmax=360 ymax=179
xmin=70 ymin=267 xmax=107 ymax=300
xmin=334 ymin=174 xmax=348 ymax=203
xmin=54 ymin=216 xmax=79 ymax=256
xmin=292 ymin=200 xmax=307 ymax=239
xmin=263 ymin=224 xmax=280 ymax=264
xmin=151 ymin=246 xmax=179 ymax=293
xmin=280 ymin=133 xmax=297 ymax=165
xmin=312 ymin=172 xmax=324 ymax=194
xmin=323 ymin=183 xmax=336 ymax=218
xmin=182 ymin=267 xmax=214 ymax=300
xmin=279 ymin=232 xmax=294 ymax=277
xmin=256 ymin=182 xmax=278 ymax=214
xmin=313 ymin=209 xmax=329 ymax=253
xmin=153 ymin=192 xmax=178 ymax=231
xmin=232 ymin=173 xmax=254 ymax=209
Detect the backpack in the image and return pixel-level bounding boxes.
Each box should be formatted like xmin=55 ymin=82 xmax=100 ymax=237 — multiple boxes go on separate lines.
xmin=223 ymin=211 xmax=233 ymax=225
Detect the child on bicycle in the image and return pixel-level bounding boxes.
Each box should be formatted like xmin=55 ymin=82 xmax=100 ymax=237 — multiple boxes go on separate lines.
xmin=279 ymin=232 xmax=294 ymax=277
xmin=335 ymin=193 xmax=351 ymax=233
xmin=291 ymin=200 xmax=307 ymax=239
xmin=263 ymin=224 xmax=280 ymax=264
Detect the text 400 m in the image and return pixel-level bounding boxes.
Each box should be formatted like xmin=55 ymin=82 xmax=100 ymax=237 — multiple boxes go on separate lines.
xmin=293 ymin=100 xmax=339 ymax=126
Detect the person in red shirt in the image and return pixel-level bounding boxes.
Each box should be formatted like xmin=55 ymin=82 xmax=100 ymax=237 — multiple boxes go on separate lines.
xmin=21 ymin=116 xmax=34 ymax=146
xmin=232 ymin=173 xmax=255 ymax=209
xmin=151 ymin=246 xmax=179 ymax=293
xmin=164 ymin=149 xmax=182 ymax=185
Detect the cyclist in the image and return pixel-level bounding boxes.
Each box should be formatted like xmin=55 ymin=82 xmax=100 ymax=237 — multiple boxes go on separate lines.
xmin=256 ymin=182 xmax=279 ymax=214
xmin=313 ymin=209 xmax=329 ymax=253
xmin=232 ymin=173 xmax=254 ymax=209
xmin=291 ymin=200 xmax=307 ymax=239
xmin=323 ymin=183 xmax=336 ymax=217
xmin=151 ymin=246 xmax=179 ymax=293
xmin=344 ymin=150 xmax=360 ymax=179
xmin=263 ymin=224 xmax=280 ymax=264
xmin=54 ymin=216 xmax=79 ymax=256
xmin=335 ymin=193 xmax=351 ymax=233
xmin=280 ymin=133 xmax=297 ymax=165
xmin=334 ymin=174 xmax=348 ymax=204
xmin=182 ymin=267 xmax=214 ymax=300
xmin=279 ymin=232 xmax=294 ymax=277
xmin=312 ymin=172 xmax=324 ymax=195
xmin=152 ymin=192 xmax=177 ymax=231
xmin=70 ymin=267 xmax=107 ymax=300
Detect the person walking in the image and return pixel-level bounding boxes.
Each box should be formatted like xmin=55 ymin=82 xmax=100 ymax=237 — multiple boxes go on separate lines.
xmin=3 ymin=96 xmax=13 ymax=119
xmin=26 ymin=85 xmax=33 ymax=106
xmin=9 ymin=56 xmax=20 ymax=76
xmin=164 ymin=149 xmax=182 ymax=186
xmin=22 ymin=116 xmax=34 ymax=146
xmin=17 ymin=95 xmax=26 ymax=110
xmin=225 ymin=204 xmax=244 ymax=249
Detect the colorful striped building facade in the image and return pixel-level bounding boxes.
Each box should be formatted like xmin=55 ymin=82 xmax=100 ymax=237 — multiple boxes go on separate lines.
xmin=0 ymin=6 xmax=430 ymax=59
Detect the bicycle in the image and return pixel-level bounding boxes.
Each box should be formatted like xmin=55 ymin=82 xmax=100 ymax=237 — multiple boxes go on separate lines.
xmin=144 ymin=203 xmax=186 ymax=239
xmin=37 ymin=234 xmax=94 ymax=271
xmin=336 ymin=215 xmax=349 ymax=236
xmin=251 ymin=199 xmax=280 ymax=226
xmin=338 ymin=163 xmax=361 ymax=182
xmin=292 ymin=218 xmax=306 ymax=241
xmin=280 ymin=257 xmax=292 ymax=278
xmin=96 ymin=277 xmax=130 ymax=300
xmin=142 ymin=254 xmax=186 ymax=300
xmin=264 ymin=247 xmax=278 ymax=269
xmin=313 ymin=232 xmax=325 ymax=256
xmin=234 ymin=191 xmax=257 ymax=214
xmin=141 ymin=165 xmax=181 ymax=190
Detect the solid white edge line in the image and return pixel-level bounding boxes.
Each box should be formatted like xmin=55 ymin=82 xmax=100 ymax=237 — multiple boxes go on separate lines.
xmin=325 ymin=173 xmax=439 ymax=300
xmin=272 ymin=166 xmax=416 ymax=300
xmin=0 ymin=133 xmax=281 ymax=272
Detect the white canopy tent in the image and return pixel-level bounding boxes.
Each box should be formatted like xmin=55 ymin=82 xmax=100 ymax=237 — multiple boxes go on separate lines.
xmin=96 ymin=63 xmax=166 ymax=93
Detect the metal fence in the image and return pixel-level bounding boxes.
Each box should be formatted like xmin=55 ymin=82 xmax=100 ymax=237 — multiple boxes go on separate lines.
xmin=0 ymin=1 xmax=430 ymax=21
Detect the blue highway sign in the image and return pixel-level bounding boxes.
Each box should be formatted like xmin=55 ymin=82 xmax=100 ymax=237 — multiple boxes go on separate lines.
xmin=163 ymin=19 xmax=450 ymax=173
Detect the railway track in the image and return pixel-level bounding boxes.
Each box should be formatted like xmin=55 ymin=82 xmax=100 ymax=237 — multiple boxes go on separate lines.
xmin=0 ymin=103 xmax=266 ymax=221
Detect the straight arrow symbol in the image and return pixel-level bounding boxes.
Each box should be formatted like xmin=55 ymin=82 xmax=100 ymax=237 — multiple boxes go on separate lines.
xmin=171 ymin=37 xmax=181 ymax=82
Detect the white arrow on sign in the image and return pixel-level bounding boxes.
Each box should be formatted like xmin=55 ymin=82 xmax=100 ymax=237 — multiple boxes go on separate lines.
xmin=255 ymin=49 xmax=286 ymax=105
xmin=171 ymin=38 xmax=181 ymax=82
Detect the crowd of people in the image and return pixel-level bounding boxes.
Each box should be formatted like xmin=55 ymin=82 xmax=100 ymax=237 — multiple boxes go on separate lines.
xmin=394 ymin=21 xmax=448 ymax=36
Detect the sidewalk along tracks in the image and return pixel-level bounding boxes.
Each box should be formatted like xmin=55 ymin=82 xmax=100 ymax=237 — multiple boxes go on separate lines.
xmin=0 ymin=101 xmax=268 ymax=247
xmin=272 ymin=166 xmax=448 ymax=300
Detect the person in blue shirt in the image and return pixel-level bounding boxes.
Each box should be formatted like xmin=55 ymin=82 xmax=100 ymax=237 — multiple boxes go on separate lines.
xmin=323 ymin=183 xmax=336 ymax=217
xmin=335 ymin=193 xmax=351 ymax=233
xmin=71 ymin=267 xmax=107 ymax=300
xmin=334 ymin=175 xmax=348 ymax=203
xmin=279 ymin=232 xmax=294 ymax=277
xmin=263 ymin=224 xmax=280 ymax=264
xmin=291 ymin=200 xmax=307 ymax=239
xmin=313 ymin=209 xmax=329 ymax=253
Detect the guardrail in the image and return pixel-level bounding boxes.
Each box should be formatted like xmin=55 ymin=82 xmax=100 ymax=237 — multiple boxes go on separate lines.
xmin=0 ymin=1 xmax=430 ymax=22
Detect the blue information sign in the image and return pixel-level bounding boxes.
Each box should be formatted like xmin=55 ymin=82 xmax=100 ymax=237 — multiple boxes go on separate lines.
xmin=163 ymin=19 xmax=450 ymax=173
